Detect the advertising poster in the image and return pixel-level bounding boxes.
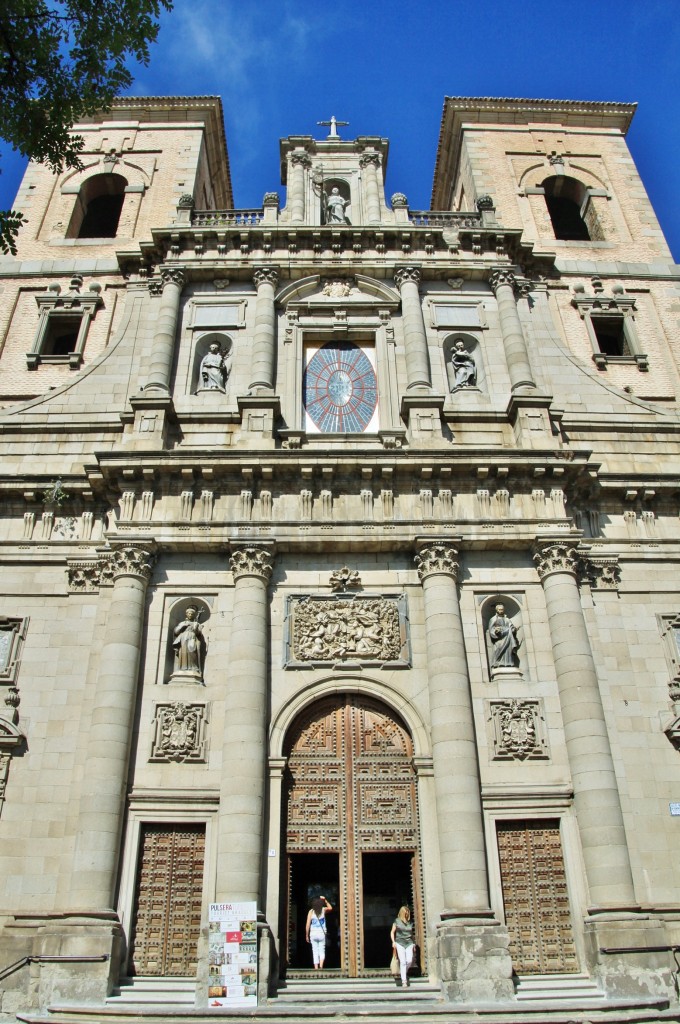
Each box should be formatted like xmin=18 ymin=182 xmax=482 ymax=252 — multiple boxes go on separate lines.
xmin=208 ymin=901 xmax=258 ymax=1008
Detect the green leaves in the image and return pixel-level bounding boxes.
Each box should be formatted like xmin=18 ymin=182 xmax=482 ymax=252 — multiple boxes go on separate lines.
xmin=0 ymin=0 xmax=173 ymax=252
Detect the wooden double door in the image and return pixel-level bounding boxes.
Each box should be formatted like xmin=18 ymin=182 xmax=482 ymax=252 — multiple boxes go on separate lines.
xmin=283 ymin=695 xmax=423 ymax=976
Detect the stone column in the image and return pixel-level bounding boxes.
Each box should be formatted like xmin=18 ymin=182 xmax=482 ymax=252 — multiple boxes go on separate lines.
xmin=289 ymin=152 xmax=310 ymax=223
xmin=533 ymin=540 xmax=636 ymax=908
xmin=415 ymin=542 xmax=490 ymax=914
xmin=489 ymin=267 xmax=536 ymax=392
xmin=143 ymin=267 xmax=185 ymax=392
xmin=249 ymin=267 xmax=279 ymax=392
xmin=72 ymin=543 xmax=155 ymax=908
xmin=360 ymin=152 xmax=382 ymax=223
xmin=394 ymin=266 xmax=431 ymax=390
xmin=216 ymin=545 xmax=274 ymax=903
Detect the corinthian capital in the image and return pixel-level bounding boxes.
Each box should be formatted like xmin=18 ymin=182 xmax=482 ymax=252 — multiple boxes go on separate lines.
xmin=230 ymin=545 xmax=274 ymax=583
xmin=290 ymin=151 xmax=312 ymax=169
xmin=104 ymin=544 xmax=156 ymax=583
xmin=253 ymin=266 xmax=280 ymax=290
xmin=489 ymin=267 xmax=517 ymax=295
xmin=160 ymin=267 xmax=186 ymax=291
xmin=394 ymin=265 xmax=421 ymax=291
xmin=359 ymin=152 xmax=381 ymax=169
xmin=533 ymin=540 xmax=579 ymax=581
xmin=415 ymin=543 xmax=459 ymax=582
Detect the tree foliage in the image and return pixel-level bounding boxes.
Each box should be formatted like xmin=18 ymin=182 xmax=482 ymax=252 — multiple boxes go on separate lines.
xmin=0 ymin=0 xmax=173 ymax=254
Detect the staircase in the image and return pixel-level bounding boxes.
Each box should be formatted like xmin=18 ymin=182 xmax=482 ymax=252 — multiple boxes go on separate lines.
xmin=107 ymin=976 xmax=196 ymax=1006
xmin=274 ymin=973 xmax=441 ymax=1008
xmin=515 ymin=971 xmax=605 ymax=1003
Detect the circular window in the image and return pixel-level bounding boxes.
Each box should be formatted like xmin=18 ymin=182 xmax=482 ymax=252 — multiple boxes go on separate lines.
xmin=303 ymin=342 xmax=378 ymax=432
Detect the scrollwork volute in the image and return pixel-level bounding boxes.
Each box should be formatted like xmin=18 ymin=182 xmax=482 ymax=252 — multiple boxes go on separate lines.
xmin=230 ymin=545 xmax=274 ymax=583
xmin=489 ymin=267 xmax=517 ymax=295
xmin=533 ymin=541 xmax=579 ymax=581
xmin=253 ymin=267 xmax=280 ymax=290
xmin=160 ymin=267 xmax=186 ymax=291
xmin=106 ymin=544 xmax=156 ymax=583
xmin=394 ymin=265 xmax=422 ymax=291
xmin=415 ymin=543 xmax=460 ymax=582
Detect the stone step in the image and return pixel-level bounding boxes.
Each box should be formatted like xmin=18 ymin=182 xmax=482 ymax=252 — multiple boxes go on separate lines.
xmin=515 ymin=971 xmax=605 ymax=1001
xmin=108 ymin=976 xmax=196 ymax=1005
xmin=274 ymin=974 xmax=439 ymax=1003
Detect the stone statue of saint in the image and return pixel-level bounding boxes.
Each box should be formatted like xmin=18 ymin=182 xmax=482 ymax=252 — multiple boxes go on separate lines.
xmin=450 ymin=340 xmax=477 ymax=391
xmin=324 ymin=187 xmax=350 ymax=224
xmin=487 ymin=603 xmax=520 ymax=670
xmin=172 ymin=605 xmax=205 ymax=680
xmin=197 ymin=342 xmax=231 ymax=393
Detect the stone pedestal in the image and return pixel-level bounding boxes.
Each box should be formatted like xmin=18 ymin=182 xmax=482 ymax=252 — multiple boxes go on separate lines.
xmin=436 ymin=918 xmax=514 ymax=1004
xmin=583 ymin=912 xmax=674 ymax=1002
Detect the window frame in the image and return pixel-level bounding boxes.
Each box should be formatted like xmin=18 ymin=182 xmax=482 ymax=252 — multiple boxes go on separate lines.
xmin=571 ymin=289 xmax=648 ymax=371
xmin=27 ymin=279 xmax=103 ymax=370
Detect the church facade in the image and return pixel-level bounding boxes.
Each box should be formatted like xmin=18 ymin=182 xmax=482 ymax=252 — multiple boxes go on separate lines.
xmin=0 ymin=95 xmax=679 ymax=1018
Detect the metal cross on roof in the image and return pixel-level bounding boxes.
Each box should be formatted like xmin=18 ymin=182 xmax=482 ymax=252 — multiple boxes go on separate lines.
xmin=317 ymin=115 xmax=349 ymax=139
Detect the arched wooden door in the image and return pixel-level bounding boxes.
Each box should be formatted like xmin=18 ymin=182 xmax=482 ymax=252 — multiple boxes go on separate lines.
xmin=283 ymin=694 xmax=423 ymax=976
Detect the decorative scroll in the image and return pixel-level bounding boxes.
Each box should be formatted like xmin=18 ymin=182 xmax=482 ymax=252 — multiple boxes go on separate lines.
xmin=150 ymin=702 xmax=208 ymax=763
xmin=488 ymin=700 xmax=548 ymax=761
xmin=285 ymin=594 xmax=409 ymax=667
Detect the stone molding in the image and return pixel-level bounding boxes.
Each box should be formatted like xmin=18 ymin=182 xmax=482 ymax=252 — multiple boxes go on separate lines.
xmin=230 ymin=545 xmax=274 ymax=583
xmin=533 ymin=540 xmax=579 ymax=581
xmin=415 ymin=542 xmax=460 ymax=582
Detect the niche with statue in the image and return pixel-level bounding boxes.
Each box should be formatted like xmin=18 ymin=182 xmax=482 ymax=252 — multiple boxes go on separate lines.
xmin=165 ymin=597 xmax=211 ymax=683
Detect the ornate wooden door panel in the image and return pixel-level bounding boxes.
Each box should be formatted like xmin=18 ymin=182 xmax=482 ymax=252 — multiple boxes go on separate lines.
xmin=129 ymin=824 xmax=205 ymax=977
xmin=497 ymin=820 xmax=579 ymax=974
xmin=285 ymin=695 xmax=422 ymax=975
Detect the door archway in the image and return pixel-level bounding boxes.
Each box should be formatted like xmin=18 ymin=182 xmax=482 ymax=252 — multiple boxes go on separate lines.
xmin=282 ymin=693 xmax=423 ymax=976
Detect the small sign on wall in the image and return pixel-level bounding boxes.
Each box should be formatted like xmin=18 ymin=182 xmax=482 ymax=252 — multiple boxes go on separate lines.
xmin=670 ymin=803 xmax=680 ymax=816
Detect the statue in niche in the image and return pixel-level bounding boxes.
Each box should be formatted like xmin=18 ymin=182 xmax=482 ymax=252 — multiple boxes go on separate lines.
xmin=324 ymin=187 xmax=350 ymax=225
xmin=450 ymin=339 xmax=477 ymax=391
xmin=197 ymin=342 xmax=232 ymax=393
xmin=171 ymin=605 xmax=205 ymax=681
xmin=487 ymin=603 xmax=520 ymax=670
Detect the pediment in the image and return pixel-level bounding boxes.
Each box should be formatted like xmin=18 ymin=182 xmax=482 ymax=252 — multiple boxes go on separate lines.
xmin=277 ymin=274 xmax=399 ymax=309
xmin=0 ymin=717 xmax=24 ymax=748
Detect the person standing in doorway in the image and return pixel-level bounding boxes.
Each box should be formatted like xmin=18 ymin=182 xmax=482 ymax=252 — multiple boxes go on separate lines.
xmin=305 ymin=895 xmax=333 ymax=970
xmin=390 ymin=905 xmax=415 ymax=988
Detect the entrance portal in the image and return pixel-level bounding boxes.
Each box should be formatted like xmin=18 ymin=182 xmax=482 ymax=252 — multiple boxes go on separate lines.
xmin=283 ymin=694 xmax=423 ymax=977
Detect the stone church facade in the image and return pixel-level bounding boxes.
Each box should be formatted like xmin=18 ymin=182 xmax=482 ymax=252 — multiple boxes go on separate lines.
xmin=0 ymin=95 xmax=679 ymax=1018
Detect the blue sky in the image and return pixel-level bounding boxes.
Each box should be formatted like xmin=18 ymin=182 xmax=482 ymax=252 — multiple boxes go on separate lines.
xmin=2 ymin=0 xmax=679 ymax=259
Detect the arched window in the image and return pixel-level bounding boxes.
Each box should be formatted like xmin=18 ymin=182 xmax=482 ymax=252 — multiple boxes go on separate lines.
xmin=67 ymin=173 xmax=127 ymax=239
xmin=542 ymin=176 xmax=590 ymax=241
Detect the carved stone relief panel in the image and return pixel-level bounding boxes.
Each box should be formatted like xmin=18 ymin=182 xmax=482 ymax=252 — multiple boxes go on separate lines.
xmin=487 ymin=699 xmax=548 ymax=761
xmin=149 ymin=701 xmax=208 ymax=763
xmin=284 ymin=594 xmax=410 ymax=667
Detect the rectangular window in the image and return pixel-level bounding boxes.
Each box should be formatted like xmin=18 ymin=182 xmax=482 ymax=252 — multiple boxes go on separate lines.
xmin=591 ymin=315 xmax=630 ymax=357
